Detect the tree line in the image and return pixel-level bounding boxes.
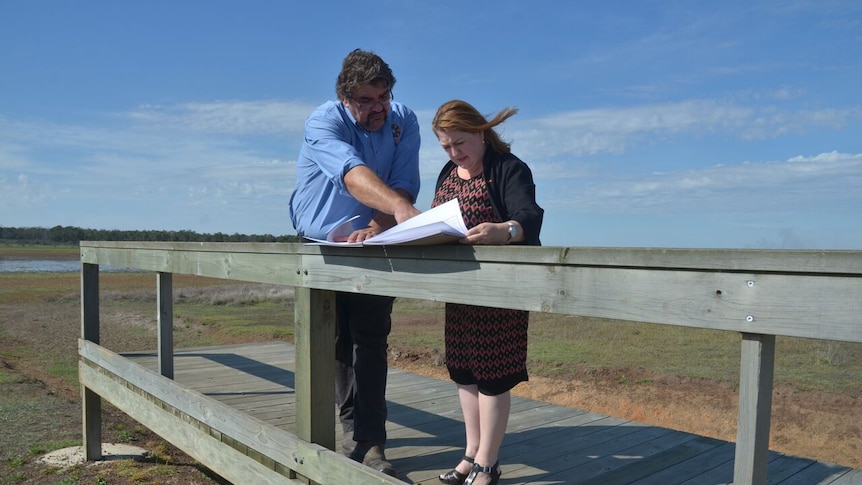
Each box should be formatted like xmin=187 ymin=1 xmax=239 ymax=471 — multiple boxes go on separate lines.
xmin=0 ymin=225 xmax=300 ymax=245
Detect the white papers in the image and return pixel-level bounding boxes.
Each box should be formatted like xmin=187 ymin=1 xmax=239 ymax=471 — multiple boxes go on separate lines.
xmin=305 ymin=198 xmax=467 ymax=246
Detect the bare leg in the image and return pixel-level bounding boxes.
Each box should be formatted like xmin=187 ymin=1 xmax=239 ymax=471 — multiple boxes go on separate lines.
xmin=473 ymin=390 xmax=510 ymax=484
xmin=457 ymin=384 xmax=480 ymax=474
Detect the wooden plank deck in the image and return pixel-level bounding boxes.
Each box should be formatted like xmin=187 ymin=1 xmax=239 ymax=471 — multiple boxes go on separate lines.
xmin=124 ymin=341 xmax=860 ymax=485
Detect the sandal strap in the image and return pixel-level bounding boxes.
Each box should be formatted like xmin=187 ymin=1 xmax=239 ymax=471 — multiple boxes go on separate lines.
xmin=474 ymin=461 xmax=499 ymax=473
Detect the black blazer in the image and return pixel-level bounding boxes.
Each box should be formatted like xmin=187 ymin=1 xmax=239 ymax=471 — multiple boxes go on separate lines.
xmin=434 ymin=148 xmax=544 ymax=246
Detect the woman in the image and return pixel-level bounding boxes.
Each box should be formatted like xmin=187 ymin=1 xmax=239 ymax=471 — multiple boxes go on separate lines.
xmin=431 ymin=100 xmax=543 ymax=485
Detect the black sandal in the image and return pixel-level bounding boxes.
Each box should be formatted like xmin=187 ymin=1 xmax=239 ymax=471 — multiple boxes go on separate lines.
xmin=464 ymin=461 xmax=501 ymax=485
xmin=438 ymin=455 xmax=475 ymax=485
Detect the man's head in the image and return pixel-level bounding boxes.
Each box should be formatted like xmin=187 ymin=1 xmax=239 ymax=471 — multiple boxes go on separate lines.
xmin=337 ymin=49 xmax=396 ymax=132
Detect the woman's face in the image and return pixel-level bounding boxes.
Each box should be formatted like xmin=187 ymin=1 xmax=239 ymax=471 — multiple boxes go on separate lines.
xmin=436 ymin=129 xmax=485 ymax=176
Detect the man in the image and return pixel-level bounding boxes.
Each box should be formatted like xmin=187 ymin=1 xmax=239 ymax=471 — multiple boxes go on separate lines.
xmin=289 ymin=49 xmax=421 ymax=477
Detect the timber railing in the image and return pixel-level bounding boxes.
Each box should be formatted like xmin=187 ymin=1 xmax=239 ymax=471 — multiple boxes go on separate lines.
xmin=78 ymin=241 xmax=862 ymax=485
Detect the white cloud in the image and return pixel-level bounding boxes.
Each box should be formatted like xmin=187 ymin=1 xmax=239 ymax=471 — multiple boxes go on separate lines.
xmin=787 ymin=151 xmax=859 ymax=164
xmin=0 ymin=173 xmax=54 ymax=209
xmin=508 ymin=100 xmax=751 ymax=160
xmin=183 ymin=159 xmax=297 ymax=205
xmin=544 ymin=151 xmax=862 ymax=214
xmin=0 ymin=103 xmax=306 ymax=225
xmin=502 ymin=101 xmax=861 ymax=163
xmin=127 ymin=100 xmax=315 ymax=135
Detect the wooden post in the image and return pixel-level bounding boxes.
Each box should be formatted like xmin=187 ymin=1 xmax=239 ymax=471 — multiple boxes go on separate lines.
xmin=80 ymin=262 xmax=102 ymax=460
xmin=733 ymin=332 xmax=776 ymax=485
xmin=294 ymin=287 xmax=336 ymax=451
xmin=157 ymin=272 xmax=174 ymax=379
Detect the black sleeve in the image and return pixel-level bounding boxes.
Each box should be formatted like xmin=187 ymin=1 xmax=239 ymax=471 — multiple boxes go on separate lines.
xmin=499 ymin=157 xmax=544 ymax=246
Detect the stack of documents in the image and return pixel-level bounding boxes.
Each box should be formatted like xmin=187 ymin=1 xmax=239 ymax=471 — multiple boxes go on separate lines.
xmin=306 ymin=199 xmax=468 ymax=246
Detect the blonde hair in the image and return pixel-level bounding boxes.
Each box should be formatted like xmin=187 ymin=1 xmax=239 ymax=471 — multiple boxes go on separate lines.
xmin=432 ymin=100 xmax=517 ymax=154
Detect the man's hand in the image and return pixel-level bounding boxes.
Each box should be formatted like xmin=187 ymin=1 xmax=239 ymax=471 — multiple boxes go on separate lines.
xmin=346 ymin=226 xmax=380 ymax=243
xmin=391 ymin=198 xmax=421 ymax=224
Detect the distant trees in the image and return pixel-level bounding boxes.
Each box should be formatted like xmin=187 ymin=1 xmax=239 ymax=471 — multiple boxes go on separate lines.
xmin=0 ymin=225 xmax=300 ymax=245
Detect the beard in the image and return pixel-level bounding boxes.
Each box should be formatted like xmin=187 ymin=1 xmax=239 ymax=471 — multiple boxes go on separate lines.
xmin=360 ymin=109 xmax=387 ymax=132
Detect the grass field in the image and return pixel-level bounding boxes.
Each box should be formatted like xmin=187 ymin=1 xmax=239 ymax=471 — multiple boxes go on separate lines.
xmin=1 ymin=244 xmax=860 ymax=483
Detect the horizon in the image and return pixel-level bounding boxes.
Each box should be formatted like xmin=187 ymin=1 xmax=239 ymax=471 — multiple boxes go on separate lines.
xmin=0 ymin=224 xmax=294 ymax=237
xmin=2 ymin=1 xmax=861 ymax=249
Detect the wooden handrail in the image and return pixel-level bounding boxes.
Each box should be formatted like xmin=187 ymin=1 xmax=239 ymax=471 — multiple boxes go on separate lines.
xmin=79 ymin=242 xmax=862 ymax=485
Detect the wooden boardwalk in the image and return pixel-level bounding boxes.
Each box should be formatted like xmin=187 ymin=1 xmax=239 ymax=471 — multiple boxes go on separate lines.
xmin=124 ymin=341 xmax=860 ymax=485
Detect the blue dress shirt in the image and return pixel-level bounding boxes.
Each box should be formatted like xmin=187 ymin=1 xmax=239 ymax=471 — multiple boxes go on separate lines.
xmin=289 ymin=100 xmax=421 ymax=239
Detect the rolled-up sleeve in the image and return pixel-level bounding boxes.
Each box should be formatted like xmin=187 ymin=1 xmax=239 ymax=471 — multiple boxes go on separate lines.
xmin=302 ymin=113 xmax=366 ymax=194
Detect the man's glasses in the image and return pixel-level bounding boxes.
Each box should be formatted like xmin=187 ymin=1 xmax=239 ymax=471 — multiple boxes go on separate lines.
xmin=350 ymin=91 xmax=392 ymax=111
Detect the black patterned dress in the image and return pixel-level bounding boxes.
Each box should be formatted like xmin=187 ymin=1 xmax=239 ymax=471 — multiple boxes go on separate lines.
xmin=431 ymin=167 xmax=529 ymax=396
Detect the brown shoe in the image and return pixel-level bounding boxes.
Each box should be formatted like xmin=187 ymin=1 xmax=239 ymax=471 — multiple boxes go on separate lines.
xmin=363 ymin=445 xmax=397 ymax=477
xmin=342 ymin=431 xmax=358 ymax=456
xmin=347 ymin=440 xmax=369 ymax=461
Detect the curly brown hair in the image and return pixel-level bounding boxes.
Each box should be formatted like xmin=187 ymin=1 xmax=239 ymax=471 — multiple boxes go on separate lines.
xmin=335 ymin=49 xmax=396 ymax=100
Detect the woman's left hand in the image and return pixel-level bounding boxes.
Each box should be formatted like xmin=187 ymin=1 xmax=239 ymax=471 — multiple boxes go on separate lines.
xmin=460 ymin=222 xmax=509 ymax=245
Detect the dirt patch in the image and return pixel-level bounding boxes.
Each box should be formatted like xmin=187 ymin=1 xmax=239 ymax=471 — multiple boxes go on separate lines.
xmin=39 ymin=443 xmax=152 ymax=468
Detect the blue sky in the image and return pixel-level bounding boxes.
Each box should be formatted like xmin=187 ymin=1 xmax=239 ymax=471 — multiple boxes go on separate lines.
xmin=2 ymin=1 xmax=860 ymax=249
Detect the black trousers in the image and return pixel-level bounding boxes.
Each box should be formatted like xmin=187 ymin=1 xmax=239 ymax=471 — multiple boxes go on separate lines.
xmin=335 ymin=292 xmax=394 ymax=446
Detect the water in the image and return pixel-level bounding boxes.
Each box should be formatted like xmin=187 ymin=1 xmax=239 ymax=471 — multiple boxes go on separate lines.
xmin=0 ymin=260 xmax=141 ymax=273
